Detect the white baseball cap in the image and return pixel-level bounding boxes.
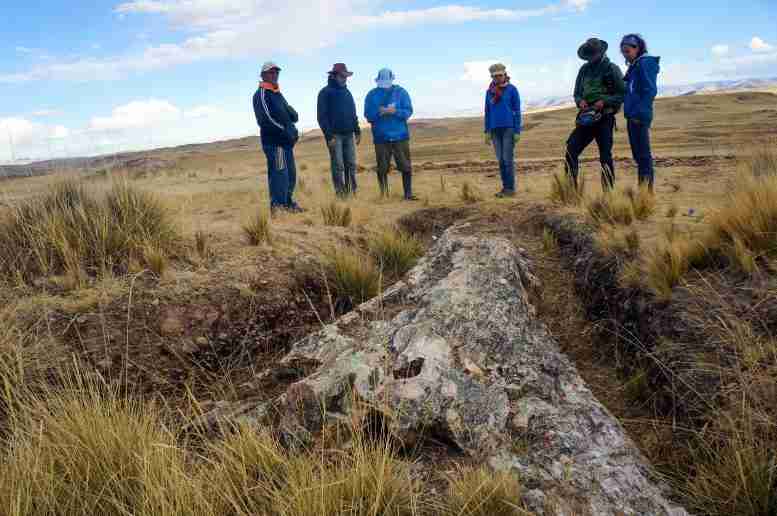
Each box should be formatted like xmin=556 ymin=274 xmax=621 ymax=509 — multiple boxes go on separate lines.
xmin=261 ymin=61 xmax=281 ymax=73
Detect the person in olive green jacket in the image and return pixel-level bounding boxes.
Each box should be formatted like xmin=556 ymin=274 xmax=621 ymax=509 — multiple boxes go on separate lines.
xmin=565 ymin=38 xmax=625 ymax=191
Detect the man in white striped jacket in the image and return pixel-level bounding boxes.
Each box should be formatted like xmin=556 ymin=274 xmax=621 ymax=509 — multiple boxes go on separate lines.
xmin=252 ymin=62 xmax=304 ymax=213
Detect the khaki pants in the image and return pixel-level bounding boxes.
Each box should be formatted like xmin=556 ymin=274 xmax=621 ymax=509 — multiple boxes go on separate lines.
xmin=374 ymin=140 xmax=412 ymax=198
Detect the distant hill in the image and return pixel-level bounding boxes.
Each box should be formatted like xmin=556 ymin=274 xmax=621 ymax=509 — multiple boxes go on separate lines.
xmin=2 ymin=79 xmax=775 ymax=178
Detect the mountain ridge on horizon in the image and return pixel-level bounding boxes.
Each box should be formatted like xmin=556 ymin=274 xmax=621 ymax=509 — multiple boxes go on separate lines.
xmin=2 ymin=77 xmax=775 ymax=172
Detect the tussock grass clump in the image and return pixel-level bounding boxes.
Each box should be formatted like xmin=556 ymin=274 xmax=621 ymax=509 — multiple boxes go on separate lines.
xmin=242 ymin=211 xmax=271 ymax=245
xmin=549 ymin=171 xmax=584 ymax=206
xmin=442 ymin=466 xmax=527 ymax=515
xmin=625 ymin=185 xmax=657 ymax=220
xmin=707 ymin=173 xmax=777 ymax=273
xmin=369 ymin=227 xmax=424 ymax=278
xmin=460 ymin=181 xmax=483 ymax=203
xmin=195 ymin=230 xmax=209 ymax=260
xmin=595 ymin=225 xmax=640 ymax=257
xmin=747 ymin=145 xmax=777 ymax=177
xmin=0 ymin=379 xmax=208 ymax=515
xmin=0 ymin=180 xmax=178 ymax=285
xmin=586 ymin=190 xmax=635 ymax=226
xmin=321 ymin=201 xmax=352 ymax=227
xmin=321 ymin=247 xmax=381 ymax=307
xmin=640 ymin=232 xmax=708 ymax=299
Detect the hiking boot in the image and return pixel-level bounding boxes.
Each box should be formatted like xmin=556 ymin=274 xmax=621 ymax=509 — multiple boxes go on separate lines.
xmin=287 ymin=203 xmax=306 ymax=213
xmin=403 ymin=195 xmax=419 ymax=201
xmin=495 ymin=190 xmax=516 ymax=198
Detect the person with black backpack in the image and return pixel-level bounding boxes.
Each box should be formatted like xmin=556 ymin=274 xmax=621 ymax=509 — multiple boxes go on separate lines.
xmin=565 ymin=38 xmax=625 ymax=192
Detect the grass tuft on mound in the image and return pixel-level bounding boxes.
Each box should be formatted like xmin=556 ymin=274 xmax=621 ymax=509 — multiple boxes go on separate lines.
xmin=368 ymin=227 xmax=424 ymax=279
xmin=321 ymin=201 xmax=352 ymax=227
xmin=549 ymin=171 xmax=584 ymax=206
xmin=0 ymin=180 xmax=178 ymax=286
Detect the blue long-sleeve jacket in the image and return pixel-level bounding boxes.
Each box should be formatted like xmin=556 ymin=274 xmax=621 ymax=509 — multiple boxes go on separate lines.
xmin=364 ymin=86 xmax=413 ymax=144
xmin=484 ymin=83 xmax=521 ymax=133
xmin=623 ymin=55 xmax=660 ymax=125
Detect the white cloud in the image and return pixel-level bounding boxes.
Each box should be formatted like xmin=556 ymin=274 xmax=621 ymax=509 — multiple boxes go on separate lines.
xmin=184 ymin=105 xmax=225 ymax=119
xmin=31 ymin=109 xmax=63 ymax=117
xmin=89 ymin=99 xmax=181 ymax=131
xmin=711 ymin=44 xmax=729 ymax=57
xmin=15 ymin=46 xmax=34 ymax=54
xmin=750 ymin=37 xmax=773 ymax=53
xmin=1 ymin=0 xmax=591 ymax=83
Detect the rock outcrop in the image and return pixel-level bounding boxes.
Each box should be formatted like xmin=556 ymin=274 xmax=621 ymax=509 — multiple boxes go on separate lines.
xmin=267 ymin=226 xmax=687 ymax=515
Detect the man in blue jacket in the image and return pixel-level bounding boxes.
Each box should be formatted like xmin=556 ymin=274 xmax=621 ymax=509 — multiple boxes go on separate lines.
xmin=317 ymin=63 xmax=361 ymax=197
xmin=484 ymin=63 xmax=522 ymax=197
xmin=621 ymin=34 xmax=660 ymax=192
xmin=252 ymin=61 xmax=303 ymax=213
xmin=364 ymin=68 xmax=417 ymax=200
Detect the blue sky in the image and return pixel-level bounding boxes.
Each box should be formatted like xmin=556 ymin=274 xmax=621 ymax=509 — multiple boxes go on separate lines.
xmin=1 ymin=0 xmax=775 ymax=162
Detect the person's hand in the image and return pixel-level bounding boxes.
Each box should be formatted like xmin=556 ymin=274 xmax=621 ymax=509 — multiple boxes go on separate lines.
xmin=484 ymin=133 xmax=492 ymax=146
xmin=327 ymin=137 xmax=336 ymax=148
xmin=355 ymin=133 xmax=362 ymax=146
xmin=579 ymin=100 xmax=589 ymax=110
xmin=593 ymin=100 xmax=605 ymax=111
xmin=514 ymin=133 xmax=522 ymax=144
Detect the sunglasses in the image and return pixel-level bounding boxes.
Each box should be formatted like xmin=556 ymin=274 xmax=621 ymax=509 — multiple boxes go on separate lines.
xmin=491 ymin=73 xmax=506 ymax=78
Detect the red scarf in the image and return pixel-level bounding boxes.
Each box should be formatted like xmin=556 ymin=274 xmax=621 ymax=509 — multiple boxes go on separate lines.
xmin=489 ymin=76 xmax=511 ymax=104
xmin=260 ymin=81 xmax=280 ymax=93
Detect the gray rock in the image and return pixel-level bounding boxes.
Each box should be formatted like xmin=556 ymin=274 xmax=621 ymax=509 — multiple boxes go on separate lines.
xmin=266 ymin=226 xmax=688 ymax=515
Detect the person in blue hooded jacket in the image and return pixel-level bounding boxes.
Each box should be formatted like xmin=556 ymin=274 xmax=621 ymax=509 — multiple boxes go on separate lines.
xmin=364 ymin=68 xmax=417 ymax=200
xmin=621 ymin=34 xmax=660 ymax=192
xmin=484 ymin=63 xmax=522 ymax=197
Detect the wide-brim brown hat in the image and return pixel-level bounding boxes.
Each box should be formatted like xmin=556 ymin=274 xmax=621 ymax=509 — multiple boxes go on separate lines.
xmin=578 ymin=38 xmax=609 ymax=60
xmin=329 ymin=63 xmax=354 ymax=76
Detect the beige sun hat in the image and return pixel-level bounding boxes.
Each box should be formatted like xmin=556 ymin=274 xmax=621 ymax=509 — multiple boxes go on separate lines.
xmin=488 ymin=63 xmax=507 ymax=74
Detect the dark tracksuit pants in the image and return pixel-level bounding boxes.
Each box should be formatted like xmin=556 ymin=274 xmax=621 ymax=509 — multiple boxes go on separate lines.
xmin=565 ymin=113 xmax=616 ymax=191
xmin=375 ymin=140 xmax=413 ymax=198
xmin=627 ymin=119 xmax=655 ymax=190
xmin=262 ymin=144 xmax=297 ymax=208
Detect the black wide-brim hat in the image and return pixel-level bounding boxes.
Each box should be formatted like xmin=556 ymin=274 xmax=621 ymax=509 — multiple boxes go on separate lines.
xmin=578 ymin=38 xmax=609 ymax=60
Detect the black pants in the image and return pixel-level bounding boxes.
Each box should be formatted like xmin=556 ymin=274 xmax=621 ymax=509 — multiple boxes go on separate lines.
xmin=565 ymin=113 xmax=615 ymax=191
xmin=375 ymin=140 xmax=413 ymax=198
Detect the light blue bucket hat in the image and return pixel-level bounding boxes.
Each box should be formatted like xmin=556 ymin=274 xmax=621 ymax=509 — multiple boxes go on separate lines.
xmin=375 ymin=68 xmax=395 ymax=89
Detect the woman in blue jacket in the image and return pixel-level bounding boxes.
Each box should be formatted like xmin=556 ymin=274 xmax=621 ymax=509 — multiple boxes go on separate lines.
xmin=484 ymin=63 xmax=522 ymax=198
xmin=621 ymin=34 xmax=660 ymax=192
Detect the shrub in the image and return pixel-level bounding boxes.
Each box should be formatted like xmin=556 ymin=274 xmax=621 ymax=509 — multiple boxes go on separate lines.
xmin=0 ymin=180 xmax=178 ymax=285
xmin=321 ymin=201 xmax=352 ymax=227
xmin=242 ymin=211 xmax=271 ymax=245
xmin=549 ymin=171 xmax=584 ymax=206
xmin=369 ymin=227 xmax=424 ymax=278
